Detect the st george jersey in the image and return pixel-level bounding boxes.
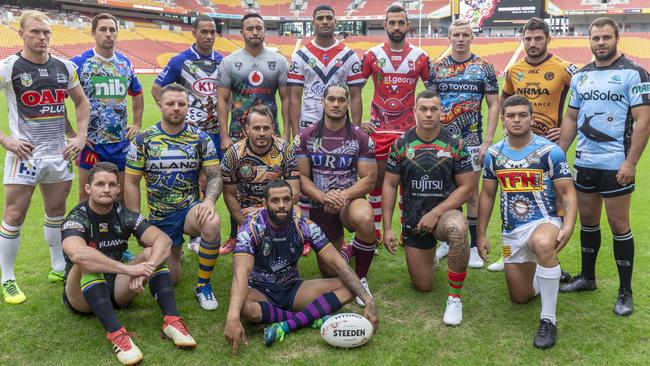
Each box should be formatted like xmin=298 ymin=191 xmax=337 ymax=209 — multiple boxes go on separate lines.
xmin=361 ymin=43 xmax=429 ymax=134
xmin=72 ymin=49 xmax=142 ymax=144
xmin=287 ymin=39 xmax=363 ymax=129
xmin=503 ymin=54 xmax=577 ymax=135
xmin=483 ymin=135 xmax=572 ymax=231
xmin=568 ymin=55 xmax=650 ymax=170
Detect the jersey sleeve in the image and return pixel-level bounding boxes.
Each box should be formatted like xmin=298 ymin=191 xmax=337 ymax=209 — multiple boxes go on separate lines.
xmin=277 ymin=57 xmax=289 ymax=87
xmin=548 ymin=145 xmax=572 ymax=180
xmin=502 ymin=70 xmax=514 ymax=96
xmin=427 ymin=60 xmax=438 ymax=93
xmin=454 ymin=140 xmax=474 ymax=174
xmin=216 ymin=57 xmax=233 ymax=88
xmin=384 ymin=140 xmax=402 ymax=175
xmin=64 ymin=59 xmax=80 ymax=90
xmin=199 ymin=131 xmax=220 ymax=168
xmin=482 ymin=150 xmax=497 ymax=180
xmin=287 ymin=52 xmax=305 ymax=86
xmin=128 ymin=64 xmax=143 ymax=96
xmin=122 ymin=207 xmax=152 ymax=239
xmin=484 ymin=62 xmax=498 ymax=94
xmin=360 ymin=51 xmax=374 ymax=82
xmin=0 ymin=57 xmax=12 ymax=89
xmin=125 ymin=134 xmax=146 ymax=175
xmin=61 ymin=211 xmax=90 ymax=242
xmin=283 ymin=142 xmax=300 ymax=180
xmin=303 ymin=219 xmax=331 ymax=253
xmin=155 ymin=55 xmax=182 ymax=87
xmin=346 ymin=51 xmax=364 ymax=87
xmin=568 ymin=73 xmax=582 ymax=109
xmin=418 ymin=54 xmax=430 ymax=87
xmin=294 ymin=131 xmax=309 ymax=160
xmin=628 ymin=67 xmax=650 ymax=107
xmin=220 ymin=146 xmax=238 ymax=185
xmin=356 ymin=128 xmax=376 ymax=163
xmin=233 ymin=215 xmax=258 ymax=256
xmin=563 ymin=61 xmax=578 ymax=87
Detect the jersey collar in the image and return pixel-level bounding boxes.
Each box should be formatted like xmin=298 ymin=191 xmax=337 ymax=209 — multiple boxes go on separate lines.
xmin=191 ymin=44 xmax=218 ymax=61
xmin=525 ymin=53 xmax=553 ymax=67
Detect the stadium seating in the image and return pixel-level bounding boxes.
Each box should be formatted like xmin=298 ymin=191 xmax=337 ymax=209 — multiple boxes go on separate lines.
xmin=210 ymin=0 xmax=244 ymax=14
xmin=547 ymin=37 xmax=592 ymax=66
xmin=301 ymin=0 xmax=352 ymax=17
xmin=618 ymin=32 xmax=650 ymax=71
xmin=351 ymin=0 xmax=395 ymax=16
xmin=410 ymin=0 xmax=450 ymax=16
xmin=469 ymin=38 xmax=520 ymax=73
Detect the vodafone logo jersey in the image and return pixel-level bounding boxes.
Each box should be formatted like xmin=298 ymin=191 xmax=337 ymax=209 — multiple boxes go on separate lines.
xmin=361 ymin=43 xmax=429 ymax=134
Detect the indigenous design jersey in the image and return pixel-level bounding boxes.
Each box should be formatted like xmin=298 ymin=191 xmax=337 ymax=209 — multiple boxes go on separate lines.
xmin=125 ymin=123 xmax=219 ymax=221
xmin=361 ymin=43 xmax=429 ymax=134
xmin=155 ymin=45 xmax=223 ymax=135
xmin=216 ymin=48 xmax=288 ymax=139
xmin=221 ymin=136 xmax=299 ymax=209
xmin=234 ymin=209 xmax=331 ymax=285
xmin=0 ymin=53 xmax=79 ymax=158
xmin=72 ymin=49 xmax=142 ymax=144
xmin=287 ymin=39 xmax=364 ymax=129
xmin=568 ymin=55 xmax=650 ymax=170
xmin=61 ymin=201 xmax=151 ymax=274
xmin=483 ymin=135 xmax=572 ymax=231
xmin=386 ymin=128 xmax=472 ymax=230
xmin=428 ymin=54 xmax=498 ymax=146
xmin=295 ymin=123 xmax=375 ymax=205
xmin=503 ymin=54 xmax=577 ymax=135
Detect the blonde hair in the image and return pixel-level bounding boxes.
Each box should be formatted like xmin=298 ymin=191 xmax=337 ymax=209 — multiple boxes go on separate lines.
xmin=20 ymin=10 xmax=50 ymax=30
xmin=449 ymin=19 xmax=472 ymax=35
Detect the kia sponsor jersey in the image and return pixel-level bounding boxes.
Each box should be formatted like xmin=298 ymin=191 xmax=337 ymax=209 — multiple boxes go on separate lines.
xmin=483 ymin=135 xmax=572 ymax=231
xmin=361 ymin=43 xmax=429 ymax=134
xmin=568 ymin=55 xmax=650 ymax=170
xmin=234 ymin=209 xmax=331 ymax=285
xmin=155 ymin=45 xmax=223 ymax=135
xmin=287 ymin=39 xmax=364 ymax=129
xmin=72 ymin=49 xmax=142 ymax=144
xmin=125 ymin=122 xmax=219 ymax=221
xmin=216 ymin=48 xmax=288 ymax=139
xmin=428 ymin=54 xmax=498 ymax=146
xmin=0 ymin=53 xmax=79 ymax=159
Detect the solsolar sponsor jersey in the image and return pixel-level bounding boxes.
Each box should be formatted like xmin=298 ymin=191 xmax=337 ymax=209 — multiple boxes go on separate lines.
xmin=361 ymin=43 xmax=429 ymax=134
xmin=288 ymin=39 xmax=363 ymax=129
xmin=568 ymin=55 xmax=650 ymax=170
xmin=0 ymin=53 xmax=79 ymax=158
xmin=72 ymin=49 xmax=142 ymax=144
xmin=483 ymin=135 xmax=572 ymax=231
xmin=155 ymin=45 xmax=223 ymax=135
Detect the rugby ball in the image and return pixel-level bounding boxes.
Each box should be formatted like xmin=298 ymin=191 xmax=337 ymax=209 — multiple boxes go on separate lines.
xmin=320 ymin=313 xmax=374 ymax=348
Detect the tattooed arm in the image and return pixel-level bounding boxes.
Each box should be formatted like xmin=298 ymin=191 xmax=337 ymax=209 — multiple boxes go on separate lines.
xmin=203 ymin=164 xmax=223 ymax=204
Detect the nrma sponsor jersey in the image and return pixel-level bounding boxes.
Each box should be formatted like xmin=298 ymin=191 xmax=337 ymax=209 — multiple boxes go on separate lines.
xmin=568 ymin=55 xmax=650 ymax=170
xmin=483 ymin=135 xmax=572 ymax=231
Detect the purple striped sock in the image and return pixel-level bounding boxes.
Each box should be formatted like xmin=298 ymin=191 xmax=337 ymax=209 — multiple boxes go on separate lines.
xmin=259 ymin=302 xmax=295 ymax=323
xmin=283 ymin=292 xmax=342 ymax=333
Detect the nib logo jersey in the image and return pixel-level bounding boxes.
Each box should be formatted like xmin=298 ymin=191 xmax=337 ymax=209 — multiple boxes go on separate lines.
xmin=91 ymin=76 xmax=128 ymax=99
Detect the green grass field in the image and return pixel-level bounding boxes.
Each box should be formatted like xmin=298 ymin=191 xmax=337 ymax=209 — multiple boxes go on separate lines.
xmin=1 ymin=74 xmax=649 ymax=365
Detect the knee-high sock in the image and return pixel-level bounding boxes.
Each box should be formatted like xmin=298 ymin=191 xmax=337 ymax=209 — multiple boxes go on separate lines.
xmin=580 ymin=224 xmax=601 ymax=279
xmin=149 ymin=265 xmax=179 ymax=316
xmin=259 ymin=301 xmax=295 ymax=323
xmin=467 ymin=216 xmax=477 ymax=248
xmin=613 ymin=230 xmax=634 ymax=292
xmin=298 ymin=195 xmax=310 ymax=220
xmin=281 ymin=292 xmax=343 ymax=333
xmin=536 ymin=264 xmax=561 ymax=325
xmin=197 ymin=238 xmax=220 ymax=288
xmin=448 ymin=270 xmax=467 ymax=298
xmin=369 ymin=188 xmax=382 ymax=240
xmin=81 ymin=274 xmax=122 ymax=333
xmin=0 ymin=221 xmax=21 ymax=283
xmin=45 ymin=216 xmax=66 ymax=272
xmin=339 ymin=244 xmax=354 ymax=263
xmin=352 ymin=236 xmax=376 ymax=279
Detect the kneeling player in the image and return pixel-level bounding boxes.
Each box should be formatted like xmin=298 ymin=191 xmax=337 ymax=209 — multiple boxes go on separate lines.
xmin=477 ymin=96 xmax=577 ymax=349
xmin=382 ymin=90 xmax=473 ymax=326
xmin=62 ymin=163 xmax=195 ymax=365
xmin=224 ymin=180 xmax=378 ymax=353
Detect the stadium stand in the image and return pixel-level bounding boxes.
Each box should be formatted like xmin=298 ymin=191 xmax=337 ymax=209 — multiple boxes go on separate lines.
xmin=351 ymin=0 xmax=395 ymax=16
xmin=552 ymin=0 xmax=649 ymax=11
xmin=410 ymin=0 xmax=450 ymax=16
xmin=210 ymin=0 xmax=245 ymax=14
xmin=301 ymin=0 xmax=353 ymax=17
xmin=468 ymin=38 xmax=520 ymax=73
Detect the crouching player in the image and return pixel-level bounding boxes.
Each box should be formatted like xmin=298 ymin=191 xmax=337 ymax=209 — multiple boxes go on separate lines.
xmin=477 ymin=96 xmax=577 ymax=349
xmin=62 ymin=162 xmax=196 ymax=365
xmin=224 ymin=180 xmax=378 ymax=353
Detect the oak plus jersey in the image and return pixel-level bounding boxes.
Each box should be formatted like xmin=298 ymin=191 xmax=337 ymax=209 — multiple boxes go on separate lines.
xmin=484 ymin=135 xmax=572 ymax=231
xmin=287 ymin=40 xmax=364 ymax=129
xmin=0 ymin=53 xmax=79 ymax=158
xmin=568 ymin=55 xmax=650 ymax=170
xmin=155 ymin=45 xmax=223 ymax=135
xmin=72 ymin=49 xmax=142 ymax=144
xmin=361 ymin=43 xmax=429 ymax=134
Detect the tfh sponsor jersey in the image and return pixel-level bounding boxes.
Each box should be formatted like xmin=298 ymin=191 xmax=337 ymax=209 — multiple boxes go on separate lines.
xmin=0 ymin=53 xmax=79 ymax=158
xmin=568 ymin=55 xmax=650 ymax=170
xmin=361 ymin=43 xmax=429 ymax=134
xmin=288 ymin=39 xmax=364 ymax=129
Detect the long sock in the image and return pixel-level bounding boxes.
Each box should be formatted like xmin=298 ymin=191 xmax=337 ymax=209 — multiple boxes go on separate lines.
xmin=352 ymin=236 xmax=376 ymax=279
xmin=259 ymin=301 xmax=295 ymax=323
xmin=339 ymin=244 xmax=354 ymax=263
xmin=369 ymin=188 xmax=382 ymax=240
xmin=149 ymin=265 xmax=179 ymax=316
xmin=536 ymin=264 xmax=561 ymax=325
xmin=613 ymin=230 xmax=634 ymax=292
xmin=197 ymin=238 xmax=220 ymax=288
xmin=281 ymin=292 xmax=343 ymax=333
xmin=580 ymin=224 xmax=601 ymax=279
xmin=448 ymin=270 xmax=467 ymax=298
xmin=467 ymin=216 xmax=477 ymax=248
xmin=0 ymin=221 xmax=21 ymax=283
xmin=81 ymin=274 xmax=122 ymax=333
xmin=45 ymin=216 xmax=66 ymax=272
xmin=229 ymin=215 xmax=238 ymax=239
xmin=298 ymin=195 xmax=310 ymax=220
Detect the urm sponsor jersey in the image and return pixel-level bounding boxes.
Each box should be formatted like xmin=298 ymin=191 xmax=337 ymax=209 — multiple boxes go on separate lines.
xmin=483 ymin=135 xmax=572 ymax=231
xmin=568 ymin=55 xmax=650 ymax=170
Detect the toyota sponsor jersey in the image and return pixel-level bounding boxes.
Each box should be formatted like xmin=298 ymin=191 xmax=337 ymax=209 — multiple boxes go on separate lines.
xmin=216 ymin=48 xmax=288 ymax=139
xmin=568 ymin=55 xmax=650 ymax=170
xmin=361 ymin=43 xmax=429 ymax=134
xmin=155 ymin=45 xmax=223 ymax=135
xmin=72 ymin=49 xmax=142 ymax=144
xmin=0 ymin=53 xmax=79 ymax=158
xmin=287 ymin=39 xmax=364 ymax=129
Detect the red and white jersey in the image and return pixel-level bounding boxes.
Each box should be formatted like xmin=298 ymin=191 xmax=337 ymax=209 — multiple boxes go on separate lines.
xmin=361 ymin=42 xmax=429 ymax=134
xmin=288 ymin=39 xmax=363 ymax=129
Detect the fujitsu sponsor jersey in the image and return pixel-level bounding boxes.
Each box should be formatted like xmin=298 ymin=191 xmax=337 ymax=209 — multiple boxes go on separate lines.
xmin=361 ymin=43 xmax=429 ymax=134
xmin=287 ymin=39 xmax=364 ymax=129
xmin=155 ymin=45 xmax=223 ymax=135
xmin=568 ymin=55 xmax=650 ymax=170
xmin=428 ymin=54 xmax=498 ymax=146
xmin=0 ymin=53 xmax=79 ymax=158
xmin=72 ymin=49 xmax=142 ymax=144
xmin=483 ymin=135 xmax=572 ymax=231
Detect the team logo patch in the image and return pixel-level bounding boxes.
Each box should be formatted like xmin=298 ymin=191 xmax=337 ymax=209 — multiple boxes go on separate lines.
xmin=544 ymin=72 xmax=554 ymax=81
xmin=99 ymin=223 xmax=108 ymax=232
xmin=578 ymin=74 xmax=589 ymax=86
xmin=235 ymin=61 xmax=243 ymax=70
xmin=406 ymin=146 xmax=415 ymax=159
xmin=248 ymin=70 xmax=264 ymax=86
xmin=20 ymin=73 xmax=33 ymax=87
xmin=378 ymin=58 xmax=386 ymax=68
xmin=408 ymin=60 xmax=414 ymax=69
xmin=239 ymin=163 xmax=254 ymax=180
xmin=57 ymin=73 xmax=67 ymax=84
xmin=189 ymin=63 xmax=199 ymax=75
xmin=335 ymin=58 xmax=343 ymax=68
xmin=268 ymin=61 xmax=276 ymax=71
xmin=308 ymin=58 xmax=316 ymax=68
xmin=496 ymin=169 xmax=544 ymax=192
xmin=515 ymin=71 xmax=524 ymax=81
xmin=609 ymin=74 xmax=622 ymax=84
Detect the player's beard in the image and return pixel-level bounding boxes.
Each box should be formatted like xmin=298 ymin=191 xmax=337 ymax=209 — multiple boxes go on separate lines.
xmin=268 ymin=207 xmax=293 ymax=227
xmin=592 ymin=44 xmax=617 ymax=62
xmin=387 ymin=30 xmax=406 ymax=43
xmin=526 ymin=43 xmax=547 ymax=58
